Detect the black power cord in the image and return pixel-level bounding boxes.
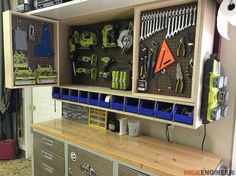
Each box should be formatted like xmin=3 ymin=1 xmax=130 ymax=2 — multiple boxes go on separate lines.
xmin=201 ymin=124 xmax=207 ymax=151
xmin=165 ymin=124 xmax=172 ymax=143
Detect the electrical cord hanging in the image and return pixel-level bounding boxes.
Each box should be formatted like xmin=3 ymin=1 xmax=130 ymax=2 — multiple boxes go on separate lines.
xmin=201 ymin=124 xmax=207 ymax=151
xmin=165 ymin=124 xmax=172 ymax=143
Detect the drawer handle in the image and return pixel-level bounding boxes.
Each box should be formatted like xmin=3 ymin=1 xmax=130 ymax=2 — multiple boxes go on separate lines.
xmin=41 ymin=137 xmax=54 ymax=147
xmin=41 ymin=150 xmax=53 ymax=160
xmin=42 ymin=163 xmax=54 ymax=174
xmin=80 ymin=164 xmax=97 ymax=176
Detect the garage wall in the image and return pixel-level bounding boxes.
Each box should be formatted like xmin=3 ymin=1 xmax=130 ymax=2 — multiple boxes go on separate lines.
xmin=9 ymin=0 xmax=236 ymax=168
xmin=138 ymin=25 xmax=236 ymax=167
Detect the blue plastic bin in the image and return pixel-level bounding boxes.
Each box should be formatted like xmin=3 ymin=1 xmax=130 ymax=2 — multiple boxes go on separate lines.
xmin=89 ymin=92 xmax=99 ymax=106
xmin=70 ymin=90 xmax=79 ymax=102
xmin=79 ymin=91 xmax=88 ymax=104
xmin=155 ymin=102 xmax=173 ymax=121
xmin=60 ymin=88 xmax=70 ymax=100
xmin=52 ymin=87 xmax=60 ymax=99
xmin=112 ymin=96 xmax=124 ymax=111
xmin=174 ymin=105 xmax=194 ymax=125
xmin=139 ymin=100 xmax=155 ymax=117
xmin=125 ymin=97 xmax=139 ymax=113
xmin=99 ymin=94 xmax=111 ymax=108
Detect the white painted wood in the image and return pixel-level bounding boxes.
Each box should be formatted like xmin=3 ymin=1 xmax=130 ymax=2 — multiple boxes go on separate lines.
xmin=32 ymin=87 xmax=62 ymax=123
xmin=22 ymin=88 xmax=33 ymax=160
xmin=28 ymin=0 xmax=158 ymax=20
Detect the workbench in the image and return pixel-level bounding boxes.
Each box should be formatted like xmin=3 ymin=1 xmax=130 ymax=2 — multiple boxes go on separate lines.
xmin=32 ymin=118 xmax=221 ymax=176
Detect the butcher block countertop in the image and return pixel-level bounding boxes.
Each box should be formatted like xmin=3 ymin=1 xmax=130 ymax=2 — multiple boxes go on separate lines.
xmin=32 ymin=119 xmax=221 ymax=176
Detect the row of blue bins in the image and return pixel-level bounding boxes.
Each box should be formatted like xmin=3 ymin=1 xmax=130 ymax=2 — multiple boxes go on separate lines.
xmin=52 ymin=87 xmax=194 ymax=125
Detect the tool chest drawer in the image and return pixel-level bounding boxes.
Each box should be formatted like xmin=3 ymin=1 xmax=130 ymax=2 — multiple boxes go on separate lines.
xmin=33 ymin=132 xmax=64 ymax=156
xmin=68 ymin=145 xmax=113 ymax=176
xmin=34 ymin=169 xmax=46 ymax=176
xmin=34 ymin=159 xmax=64 ymax=176
xmin=119 ymin=165 xmax=149 ymax=176
xmin=33 ymin=145 xmax=65 ymax=171
xmin=3 ymin=11 xmax=59 ymax=89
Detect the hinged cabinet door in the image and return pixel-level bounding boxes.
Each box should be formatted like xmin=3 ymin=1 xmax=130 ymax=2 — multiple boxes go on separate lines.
xmin=3 ymin=11 xmax=59 ymax=88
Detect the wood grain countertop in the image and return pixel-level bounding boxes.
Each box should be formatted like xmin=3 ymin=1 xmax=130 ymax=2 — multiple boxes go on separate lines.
xmin=32 ymin=119 xmax=221 ymax=176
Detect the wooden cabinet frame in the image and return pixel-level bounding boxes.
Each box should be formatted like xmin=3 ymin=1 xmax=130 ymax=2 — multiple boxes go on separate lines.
xmin=3 ymin=11 xmax=59 ymax=88
xmin=3 ymin=0 xmax=216 ymax=129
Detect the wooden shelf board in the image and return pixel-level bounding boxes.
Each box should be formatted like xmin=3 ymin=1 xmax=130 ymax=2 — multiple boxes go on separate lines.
xmin=27 ymin=0 xmax=157 ymax=21
xmin=55 ymin=99 xmax=196 ymax=129
xmin=11 ymin=84 xmax=58 ymax=89
xmin=60 ymin=84 xmax=133 ymax=97
xmin=27 ymin=0 xmax=87 ymax=19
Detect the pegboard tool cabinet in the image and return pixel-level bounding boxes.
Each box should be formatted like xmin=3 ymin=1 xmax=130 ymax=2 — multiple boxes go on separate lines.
xmin=132 ymin=0 xmax=216 ymax=128
xmin=3 ymin=11 xmax=59 ymax=88
xmin=3 ymin=0 xmax=216 ymax=129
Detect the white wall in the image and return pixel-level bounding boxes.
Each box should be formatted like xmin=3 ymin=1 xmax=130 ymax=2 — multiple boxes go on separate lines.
xmin=32 ymin=87 xmax=62 ymax=123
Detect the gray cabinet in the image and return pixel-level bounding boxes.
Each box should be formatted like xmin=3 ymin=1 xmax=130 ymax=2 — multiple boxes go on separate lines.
xmin=119 ymin=165 xmax=149 ymax=176
xmin=33 ymin=132 xmax=65 ymax=176
xmin=34 ymin=132 xmax=64 ymax=156
xmin=33 ymin=133 xmax=153 ymax=176
xmin=34 ymin=169 xmax=45 ymax=176
xmin=68 ymin=145 xmax=113 ymax=176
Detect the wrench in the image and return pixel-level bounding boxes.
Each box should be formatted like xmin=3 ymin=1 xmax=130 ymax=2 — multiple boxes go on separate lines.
xmin=165 ymin=11 xmax=168 ymax=28
xmin=161 ymin=11 xmax=165 ymax=30
xmin=157 ymin=12 xmax=161 ymax=32
xmin=188 ymin=7 xmax=193 ymax=27
xmin=143 ymin=14 xmax=148 ymax=39
xmin=140 ymin=15 xmax=145 ymax=41
xmin=145 ymin=13 xmax=150 ymax=39
xmin=152 ymin=13 xmax=156 ymax=36
xmin=174 ymin=9 xmax=179 ymax=35
xmin=177 ymin=8 xmax=182 ymax=33
xmin=184 ymin=7 xmax=189 ymax=29
xmin=147 ymin=13 xmax=153 ymax=38
xmin=180 ymin=8 xmax=185 ymax=31
xmin=170 ymin=10 xmax=175 ymax=37
xmin=192 ymin=6 xmax=197 ymax=26
xmin=166 ymin=11 xmax=172 ymax=39
xmin=155 ymin=12 xmax=159 ymax=33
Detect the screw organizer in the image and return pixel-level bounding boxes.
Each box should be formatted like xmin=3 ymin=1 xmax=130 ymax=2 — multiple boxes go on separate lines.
xmin=89 ymin=108 xmax=108 ymax=130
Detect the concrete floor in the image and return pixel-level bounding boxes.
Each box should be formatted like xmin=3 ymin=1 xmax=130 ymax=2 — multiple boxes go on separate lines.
xmin=0 ymin=159 xmax=31 ymax=176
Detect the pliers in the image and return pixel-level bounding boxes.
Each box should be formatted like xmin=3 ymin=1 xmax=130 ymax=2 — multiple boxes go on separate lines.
xmin=175 ymin=63 xmax=184 ymax=93
xmin=177 ymin=37 xmax=186 ymax=57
